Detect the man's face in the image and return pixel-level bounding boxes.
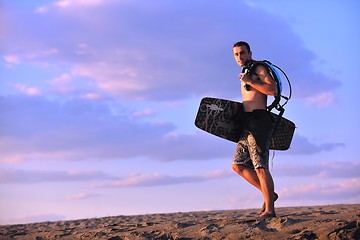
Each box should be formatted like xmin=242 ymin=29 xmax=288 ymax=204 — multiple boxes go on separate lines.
xmin=233 ymin=46 xmax=252 ymax=68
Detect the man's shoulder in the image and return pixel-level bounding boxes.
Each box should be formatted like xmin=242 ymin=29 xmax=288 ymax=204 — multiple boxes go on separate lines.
xmin=252 ymin=61 xmax=269 ymax=72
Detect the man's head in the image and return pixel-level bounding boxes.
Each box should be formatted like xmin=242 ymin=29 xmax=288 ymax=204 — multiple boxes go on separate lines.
xmin=233 ymin=41 xmax=252 ymax=68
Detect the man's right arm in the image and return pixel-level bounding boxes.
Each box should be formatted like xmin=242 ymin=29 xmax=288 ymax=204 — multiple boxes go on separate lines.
xmin=241 ymin=65 xmax=278 ymax=96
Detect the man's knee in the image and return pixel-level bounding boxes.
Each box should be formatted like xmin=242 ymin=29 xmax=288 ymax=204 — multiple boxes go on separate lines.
xmin=255 ymin=167 xmax=270 ymax=177
xmin=232 ymin=164 xmax=246 ymax=175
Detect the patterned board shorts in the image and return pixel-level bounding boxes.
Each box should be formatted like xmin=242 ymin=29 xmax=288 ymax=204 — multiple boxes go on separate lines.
xmin=232 ymin=110 xmax=273 ymax=169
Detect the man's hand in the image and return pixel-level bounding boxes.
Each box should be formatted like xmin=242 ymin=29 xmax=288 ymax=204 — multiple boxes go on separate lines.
xmin=239 ymin=66 xmax=278 ymax=96
xmin=239 ymin=72 xmax=255 ymax=86
xmin=239 ymin=73 xmax=251 ymax=83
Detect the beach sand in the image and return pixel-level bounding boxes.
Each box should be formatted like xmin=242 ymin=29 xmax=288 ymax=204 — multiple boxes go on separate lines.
xmin=0 ymin=204 xmax=359 ymax=239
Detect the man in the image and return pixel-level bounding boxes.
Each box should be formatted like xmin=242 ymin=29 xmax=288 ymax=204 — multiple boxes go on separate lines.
xmin=231 ymin=41 xmax=278 ymax=218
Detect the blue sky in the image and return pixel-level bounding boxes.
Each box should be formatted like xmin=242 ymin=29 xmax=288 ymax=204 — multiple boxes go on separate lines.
xmin=1 ymin=0 xmax=359 ymax=225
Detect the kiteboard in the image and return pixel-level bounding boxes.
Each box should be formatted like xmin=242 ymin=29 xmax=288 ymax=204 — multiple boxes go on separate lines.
xmin=194 ymin=97 xmax=295 ymax=150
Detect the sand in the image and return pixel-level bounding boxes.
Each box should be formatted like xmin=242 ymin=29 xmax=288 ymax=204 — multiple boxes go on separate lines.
xmin=0 ymin=204 xmax=359 ymax=240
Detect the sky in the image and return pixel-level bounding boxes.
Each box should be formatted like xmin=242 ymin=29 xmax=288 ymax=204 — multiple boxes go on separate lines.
xmin=0 ymin=0 xmax=359 ymax=225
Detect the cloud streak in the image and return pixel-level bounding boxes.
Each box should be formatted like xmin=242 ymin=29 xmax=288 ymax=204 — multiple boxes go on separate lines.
xmin=305 ymin=92 xmax=336 ymax=108
xmin=95 ymin=162 xmax=360 ymax=188
xmin=93 ymin=170 xmax=234 ymax=188
xmin=0 ymin=96 xmax=343 ymax=164
xmin=65 ymin=192 xmax=101 ymax=201
xmin=2 ymin=161 xmax=357 ymax=187
xmin=279 ymin=178 xmax=360 ymax=201
xmin=286 ymin=134 xmax=344 ymax=155
xmin=0 ymin=169 xmax=113 ymax=184
xmin=273 ymin=162 xmax=360 ymax=179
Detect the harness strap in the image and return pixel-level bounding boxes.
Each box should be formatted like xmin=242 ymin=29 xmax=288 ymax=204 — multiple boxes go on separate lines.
xmin=243 ymin=60 xmax=291 ymax=113
xmin=243 ymin=60 xmax=292 ymax=141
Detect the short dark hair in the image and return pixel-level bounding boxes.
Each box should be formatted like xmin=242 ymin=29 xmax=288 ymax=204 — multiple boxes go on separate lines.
xmin=233 ymin=41 xmax=251 ymax=52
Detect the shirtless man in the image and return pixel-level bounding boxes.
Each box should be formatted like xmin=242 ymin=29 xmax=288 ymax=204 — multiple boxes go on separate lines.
xmin=231 ymin=41 xmax=278 ymax=218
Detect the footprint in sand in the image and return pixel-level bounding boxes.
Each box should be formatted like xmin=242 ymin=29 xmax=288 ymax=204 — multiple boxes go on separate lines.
xmin=327 ymin=220 xmax=360 ymax=239
xmin=199 ymin=223 xmax=221 ymax=235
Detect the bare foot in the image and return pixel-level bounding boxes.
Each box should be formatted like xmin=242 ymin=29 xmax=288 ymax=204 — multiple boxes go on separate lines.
xmin=259 ymin=212 xmax=277 ymax=219
xmin=259 ymin=192 xmax=278 ymax=215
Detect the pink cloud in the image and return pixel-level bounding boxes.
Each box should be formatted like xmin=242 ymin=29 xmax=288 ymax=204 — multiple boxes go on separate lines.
xmin=80 ymin=92 xmax=102 ymax=100
xmin=201 ymin=169 xmax=233 ymax=178
xmin=14 ymin=83 xmax=42 ymax=96
xmin=3 ymin=55 xmax=20 ymax=65
xmin=93 ymin=170 xmax=233 ymax=188
xmin=37 ymin=0 xmax=105 ymax=13
xmin=273 ymin=161 xmax=359 ymax=179
xmin=65 ymin=192 xmax=100 ymax=201
xmin=3 ymin=55 xmax=21 ymax=68
xmin=279 ymin=178 xmax=360 ymax=200
xmin=305 ymin=92 xmax=335 ymax=108
xmin=54 ymin=0 xmax=104 ymax=8
xmin=109 ymin=173 xmax=165 ymax=187
xmin=50 ymin=73 xmax=72 ymax=84
xmin=132 ymin=108 xmax=155 ymax=118
xmin=71 ymin=63 xmax=146 ymax=99
xmin=49 ymin=73 xmax=75 ymax=94
xmin=0 ymin=169 xmax=113 ymax=183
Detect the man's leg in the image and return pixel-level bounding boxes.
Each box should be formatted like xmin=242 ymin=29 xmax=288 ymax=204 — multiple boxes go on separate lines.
xmin=232 ymin=164 xmax=276 ymax=216
xmin=255 ymin=168 xmax=275 ymax=216
xmin=232 ymin=164 xmax=261 ymax=191
xmin=232 ymin=131 xmax=276 ymax=217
